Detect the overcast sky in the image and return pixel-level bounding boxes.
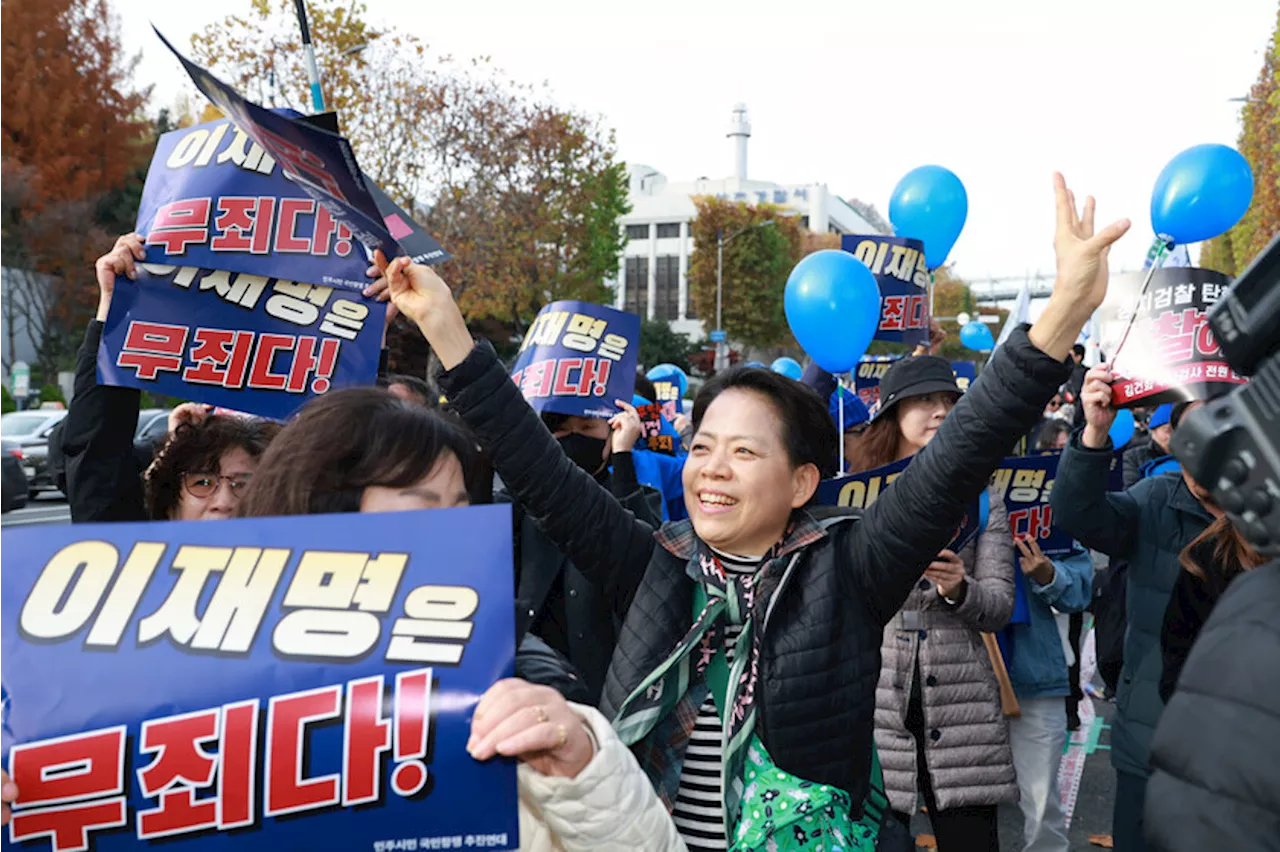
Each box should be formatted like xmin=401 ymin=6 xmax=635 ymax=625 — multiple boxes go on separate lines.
xmin=120 ymin=0 xmax=1275 ymax=282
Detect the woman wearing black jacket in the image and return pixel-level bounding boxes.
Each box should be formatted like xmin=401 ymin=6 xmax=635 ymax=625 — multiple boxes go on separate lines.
xmin=372 ymin=174 xmax=1129 ymax=851
xmin=62 ymin=234 xmax=279 ymax=522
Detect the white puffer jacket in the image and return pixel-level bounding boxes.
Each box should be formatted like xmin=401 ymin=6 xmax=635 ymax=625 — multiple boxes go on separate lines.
xmin=516 ymin=705 xmax=687 ymax=852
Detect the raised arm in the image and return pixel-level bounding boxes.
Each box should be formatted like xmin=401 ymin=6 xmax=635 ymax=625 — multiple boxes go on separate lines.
xmin=849 ymin=174 xmax=1130 ymax=622
xmin=63 ymin=236 xmax=148 ymax=523
xmin=380 ymin=256 xmax=656 ymax=619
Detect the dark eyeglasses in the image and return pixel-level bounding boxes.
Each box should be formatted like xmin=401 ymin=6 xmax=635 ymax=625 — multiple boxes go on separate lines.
xmin=1047 ymin=400 xmax=1062 ymax=409
xmin=182 ymin=472 xmax=253 ymax=499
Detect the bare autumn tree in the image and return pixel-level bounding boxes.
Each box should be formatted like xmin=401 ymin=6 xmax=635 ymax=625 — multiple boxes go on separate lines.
xmin=191 ymin=0 xmax=630 ymax=349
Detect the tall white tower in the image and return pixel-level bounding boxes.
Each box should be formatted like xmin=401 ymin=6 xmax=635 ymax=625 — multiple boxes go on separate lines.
xmin=727 ymin=103 xmax=750 ymax=182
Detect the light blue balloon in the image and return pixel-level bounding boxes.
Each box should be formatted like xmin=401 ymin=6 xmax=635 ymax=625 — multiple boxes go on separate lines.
xmin=745 ymin=361 xmax=767 ymax=368
xmin=889 ymin=165 xmax=968 ymax=269
xmin=646 ymin=363 xmax=688 ymax=400
xmin=1109 ymin=408 xmax=1136 ymax=449
xmin=1151 ymin=144 xmax=1254 ymax=245
xmin=959 ymin=321 xmax=995 ymax=352
xmin=771 ymin=357 xmax=803 ymax=380
xmin=784 ymin=250 xmax=882 ymax=374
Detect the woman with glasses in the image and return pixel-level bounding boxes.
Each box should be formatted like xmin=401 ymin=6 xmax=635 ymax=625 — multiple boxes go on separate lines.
xmin=60 ymin=234 xmax=281 ymax=522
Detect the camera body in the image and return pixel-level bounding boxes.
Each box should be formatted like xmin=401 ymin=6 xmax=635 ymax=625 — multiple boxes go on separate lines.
xmin=1170 ymin=230 xmax=1280 ymax=556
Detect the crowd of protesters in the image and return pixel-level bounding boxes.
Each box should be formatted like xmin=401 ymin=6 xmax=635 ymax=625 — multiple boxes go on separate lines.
xmin=2 ymin=175 xmax=1276 ymax=852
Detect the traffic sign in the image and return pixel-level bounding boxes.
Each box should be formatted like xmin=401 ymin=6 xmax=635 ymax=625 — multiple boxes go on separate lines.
xmin=709 ymin=330 xmax=727 ymax=343
xmin=11 ymin=361 xmax=30 ymax=397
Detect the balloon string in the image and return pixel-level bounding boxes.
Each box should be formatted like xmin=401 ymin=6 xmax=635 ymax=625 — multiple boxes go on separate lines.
xmin=837 ymin=375 xmax=846 ymax=474
xmin=1111 ymin=237 xmax=1170 ymax=373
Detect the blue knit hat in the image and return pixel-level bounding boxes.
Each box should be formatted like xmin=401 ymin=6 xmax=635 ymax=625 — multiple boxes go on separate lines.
xmin=1148 ymin=403 xmax=1173 ymax=430
xmin=829 ymin=387 xmax=870 ymax=433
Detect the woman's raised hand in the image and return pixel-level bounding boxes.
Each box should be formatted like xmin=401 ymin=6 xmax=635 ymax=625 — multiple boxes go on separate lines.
xmin=468 ymin=679 xmax=595 ymax=780
xmin=366 ymin=251 xmax=473 ymax=369
xmin=1029 ymin=174 xmax=1130 ymax=360
xmin=94 ymin=233 xmax=146 ymax=321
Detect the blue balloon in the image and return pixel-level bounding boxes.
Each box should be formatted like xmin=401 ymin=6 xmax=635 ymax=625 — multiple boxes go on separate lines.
xmin=1151 ymin=144 xmax=1254 ymax=245
xmin=889 ymin=165 xmax=968 ymax=269
xmin=959 ymin=321 xmax=995 ymax=352
xmin=745 ymin=361 xmax=767 ymax=368
xmin=771 ymin=357 xmax=803 ymax=380
xmin=784 ymin=250 xmax=882 ymax=374
xmin=1109 ymin=408 xmax=1136 ymax=449
xmin=645 ymin=363 xmax=688 ymax=400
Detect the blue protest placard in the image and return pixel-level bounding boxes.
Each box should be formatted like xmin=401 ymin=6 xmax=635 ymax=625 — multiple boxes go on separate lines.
xmin=990 ymin=452 xmax=1076 ymax=557
xmin=842 ymin=235 xmax=930 ymax=348
xmin=135 ymin=118 xmax=448 ymax=291
xmin=1 ymin=506 xmax=518 ymax=852
xmin=97 ymin=264 xmax=384 ymax=420
xmin=154 ymin=28 xmax=399 ymax=264
xmin=510 ymin=301 xmax=640 ymax=419
xmin=951 ymin=361 xmax=977 ymax=392
xmin=853 ymin=355 xmax=898 ymax=406
xmin=816 ymin=457 xmax=982 ymax=552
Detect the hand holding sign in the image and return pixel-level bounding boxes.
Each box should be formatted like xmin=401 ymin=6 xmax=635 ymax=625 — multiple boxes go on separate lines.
xmin=380 ymin=252 xmax=474 ymax=369
xmin=468 ymin=679 xmax=594 ymax=779
xmin=94 ymin=233 xmax=146 ymax=321
xmin=1080 ymin=364 xmax=1118 ymax=449
xmin=1 ymin=769 xmax=15 ymax=825
xmin=610 ymin=399 xmax=644 ymax=453
xmin=925 ymin=549 xmax=967 ymax=600
xmin=1015 ymin=536 xmax=1055 ymax=586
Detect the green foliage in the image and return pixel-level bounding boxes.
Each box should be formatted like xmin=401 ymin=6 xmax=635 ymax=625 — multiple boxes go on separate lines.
xmin=687 ymin=199 xmax=803 ymax=349
xmin=1201 ymin=9 xmax=1279 ymax=273
xmin=1 ymin=386 xmax=15 ymax=413
xmin=38 ymin=382 xmax=65 ymax=405
xmin=638 ymin=318 xmax=698 ymax=372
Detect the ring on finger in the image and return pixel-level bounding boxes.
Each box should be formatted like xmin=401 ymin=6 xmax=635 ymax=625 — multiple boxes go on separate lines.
xmin=531 ymin=705 xmax=549 ymax=724
xmin=554 ymin=723 xmax=567 ymax=749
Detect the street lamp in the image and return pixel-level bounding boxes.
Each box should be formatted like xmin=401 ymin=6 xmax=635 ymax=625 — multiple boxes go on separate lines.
xmin=715 ymin=220 xmax=776 ymax=370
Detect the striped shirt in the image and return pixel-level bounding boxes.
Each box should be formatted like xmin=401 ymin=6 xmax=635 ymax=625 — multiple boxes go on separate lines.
xmin=672 ymin=551 xmax=761 ymax=852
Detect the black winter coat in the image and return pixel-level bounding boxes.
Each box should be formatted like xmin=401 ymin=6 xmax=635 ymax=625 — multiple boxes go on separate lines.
xmin=62 ymin=321 xmax=147 ymax=523
xmin=1145 ymin=560 xmax=1280 ymax=852
xmin=505 ymin=454 xmax=663 ymax=704
xmin=438 ymin=326 xmax=1069 ymax=808
xmin=1051 ymin=439 xmax=1212 ymax=778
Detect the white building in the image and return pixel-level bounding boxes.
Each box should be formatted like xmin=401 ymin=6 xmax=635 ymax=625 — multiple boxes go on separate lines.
xmin=615 ymin=103 xmax=888 ymax=339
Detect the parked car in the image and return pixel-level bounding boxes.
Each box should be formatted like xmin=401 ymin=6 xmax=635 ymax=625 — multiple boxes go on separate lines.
xmin=136 ymin=408 xmax=172 ymax=445
xmin=1 ymin=410 xmax=69 ymax=498
xmin=2 ymin=438 xmax=29 ymax=512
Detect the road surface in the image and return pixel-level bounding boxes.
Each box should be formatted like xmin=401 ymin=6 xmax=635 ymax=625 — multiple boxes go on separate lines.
xmin=2 ymin=493 xmax=71 ymax=528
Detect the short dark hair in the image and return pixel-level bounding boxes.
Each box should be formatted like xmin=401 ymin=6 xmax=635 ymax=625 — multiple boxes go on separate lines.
xmin=635 ymin=372 xmax=657 ymax=403
xmin=692 ymin=366 xmax=837 ymax=479
xmin=1171 ymin=400 xmax=1196 ymax=431
xmin=1072 ymin=344 xmax=1086 ymax=358
xmin=145 ymin=416 xmax=281 ymax=519
xmin=378 ymin=373 xmax=438 ymax=408
xmin=237 ymin=387 xmax=477 ymax=517
xmin=1036 ymin=419 xmax=1073 ymax=450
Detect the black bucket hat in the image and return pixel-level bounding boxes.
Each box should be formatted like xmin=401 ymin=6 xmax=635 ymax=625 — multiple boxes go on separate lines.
xmin=874 ymin=355 xmax=963 ymax=420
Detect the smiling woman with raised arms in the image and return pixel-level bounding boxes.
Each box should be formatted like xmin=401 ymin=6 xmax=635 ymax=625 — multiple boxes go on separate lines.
xmin=368 ymin=174 xmax=1129 ymax=852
